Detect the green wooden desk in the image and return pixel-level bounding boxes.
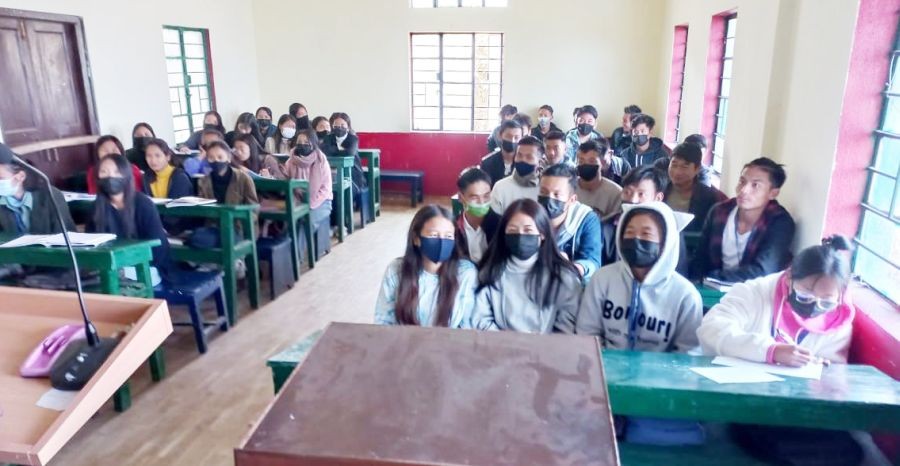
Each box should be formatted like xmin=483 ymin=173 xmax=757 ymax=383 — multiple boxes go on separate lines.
xmin=696 ymin=283 xmax=727 ymax=310
xmin=327 ymin=156 xmax=354 ymax=242
xmin=451 ymin=193 xmax=462 ymax=219
xmin=359 ymin=148 xmax=381 ymax=217
xmin=253 ymin=177 xmax=315 ymax=273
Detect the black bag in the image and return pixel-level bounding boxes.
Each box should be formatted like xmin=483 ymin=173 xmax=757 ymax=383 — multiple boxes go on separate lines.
xmin=730 ymin=424 xmax=863 ymax=466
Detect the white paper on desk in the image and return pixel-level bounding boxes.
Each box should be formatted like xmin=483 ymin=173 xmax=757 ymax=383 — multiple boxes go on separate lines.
xmin=712 ymin=356 xmax=823 ymax=380
xmin=63 ymin=191 xmax=96 ymax=202
xmin=691 ymin=366 xmax=784 ymax=384
xmin=36 ymin=388 xmax=77 ymax=411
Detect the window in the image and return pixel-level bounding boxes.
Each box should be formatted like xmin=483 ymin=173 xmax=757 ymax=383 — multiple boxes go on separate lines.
xmin=162 ymin=26 xmax=216 ymax=142
xmin=711 ymin=14 xmax=736 ymax=173
xmin=854 ymin=29 xmax=900 ymax=303
xmin=665 ymin=25 xmax=689 ymax=143
xmin=411 ymin=0 xmax=507 ymax=7
xmin=410 ymin=33 xmax=503 ymax=132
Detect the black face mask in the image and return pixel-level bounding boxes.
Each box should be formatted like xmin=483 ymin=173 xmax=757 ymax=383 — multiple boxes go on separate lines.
xmin=632 ymin=134 xmax=650 ymax=146
xmin=577 ymin=164 xmax=599 ymax=181
xmin=132 ymin=136 xmax=152 ymax=151
xmin=500 ymin=139 xmax=517 ymax=153
xmin=577 ymin=123 xmax=593 ymax=136
xmin=505 ymin=233 xmax=540 ymax=260
xmin=258 ymin=118 xmax=271 ymax=129
xmin=788 ymin=290 xmax=821 ymax=318
xmin=620 ymin=238 xmax=660 ymax=268
xmin=316 ymin=130 xmax=329 ymax=140
xmin=514 ymin=161 xmax=536 ymax=178
xmin=296 ymin=115 xmax=310 ymax=129
xmin=538 ymin=195 xmax=567 ymax=219
xmin=295 ymin=144 xmax=315 ymax=156
xmin=209 ymin=161 xmax=230 ymax=176
xmin=98 ymin=177 xmax=126 ymax=196
xmin=332 ymin=127 xmax=348 ymax=138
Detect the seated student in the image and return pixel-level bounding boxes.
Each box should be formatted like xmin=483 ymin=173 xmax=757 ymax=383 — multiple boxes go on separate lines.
xmin=601 ymin=165 xmax=666 ymax=266
xmin=264 ymin=129 xmax=334 ymax=228
xmin=264 ymin=114 xmax=297 ymax=155
xmin=375 ymin=204 xmax=478 ymax=328
xmin=320 ymin=112 xmax=367 ymax=197
xmin=256 ymin=106 xmax=276 ymax=139
xmin=576 ymin=139 xmax=623 ymax=221
xmin=682 ymin=133 xmax=715 ymax=187
xmin=490 ymin=135 xmax=541 ymax=215
xmin=564 ymin=105 xmax=603 ymax=163
xmin=197 ymin=141 xmax=260 ymax=207
xmin=472 ymin=198 xmax=581 ymax=333
xmin=142 ymin=138 xmax=193 ymax=199
xmin=542 ymin=130 xmax=569 ymax=167
xmin=87 ymin=135 xmax=143 ymax=194
xmin=691 ymin=157 xmax=796 ymax=283
xmin=601 ymin=139 xmax=633 ymax=186
xmin=512 ymin=112 xmax=533 ymax=137
xmin=531 ymin=104 xmax=563 ymax=142
xmin=124 ymin=122 xmax=155 ymax=172
xmin=183 ymin=129 xmax=224 ymax=176
xmin=225 ymin=112 xmax=265 ymax=149
xmin=480 ymin=119 xmax=523 ymax=188
xmin=0 ymin=145 xmax=75 ymax=235
xmin=664 ymin=143 xmax=726 ymax=233
xmin=455 ymin=167 xmax=501 ymax=263
xmin=486 ymin=104 xmax=518 ymax=153
xmin=577 ymin=201 xmax=704 ymax=446
xmin=311 ymin=116 xmax=330 ymax=143
xmin=620 ymin=113 xmax=669 ymax=168
xmin=539 ymin=163 xmax=603 ymax=281
xmin=179 ymin=110 xmax=225 ymax=152
xmin=288 ymin=103 xmax=310 ymax=130
xmin=89 ymin=154 xmax=170 ymax=285
xmin=232 ymin=133 xmax=267 ymax=176
xmin=610 ymin=104 xmax=642 ymax=156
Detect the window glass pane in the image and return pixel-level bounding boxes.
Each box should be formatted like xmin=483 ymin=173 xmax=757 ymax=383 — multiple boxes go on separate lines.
xmin=411 ymin=34 xmax=439 ymax=46
xmin=183 ymin=31 xmax=204 ymax=45
xmin=858 ymin=211 xmax=900 ymax=264
xmin=444 ymin=119 xmax=472 ymax=131
xmin=412 ymin=58 xmax=439 ymax=71
xmin=484 ymin=0 xmax=507 ymax=6
xmin=443 ymin=71 xmax=472 ymax=83
xmin=164 ymin=43 xmax=182 ymax=57
xmin=889 ymin=53 xmax=900 ymax=92
xmin=192 ymin=114 xmax=205 ymax=129
xmin=189 ymin=72 xmax=207 ymax=85
xmin=721 ymin=59 xmax=733 ymax=79
xmin=443 ymin=107 xmax=472 ymax=119
xmin=854 ymin=248 xmax=900 ymax=303
xmin=720 ymin=77 xmax=731 ymax=97
xmin=874 ymin=136 xmax=900 ymax=175
xmin=167 ymin=73 xmax=184 ymax=87
xmin=173 ymin=115 xmax=189 ymax=131
xmin=437 ymin=0 xmax=458 ymax=6
xmin=726 ymin=17 xmax=737 ymax=37
xmin=881 ymin=96 xmax=900 ymax=134
xmin=865 ymin=173 xmax=897 ymax=213
xmin=411 ymin=0 xmax=434 ymax=7
xmin=724 ymin=37 xmax=735 ymax=57
xmin=175 ymin=129 xmax=190 ymax=143
xmin=162 ymin=28 xmax=180 ymax=44
xmin=414 ymin=118 xmax=440 ymax=130
xmin=184 ymin=44 xmax=205 ymax=59
xmin=443 ymin=59 xmax=472 ymax=72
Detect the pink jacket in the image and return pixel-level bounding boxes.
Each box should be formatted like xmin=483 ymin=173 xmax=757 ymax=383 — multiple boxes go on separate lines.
xmin=265 ymin=151 xmax=333 ymax=209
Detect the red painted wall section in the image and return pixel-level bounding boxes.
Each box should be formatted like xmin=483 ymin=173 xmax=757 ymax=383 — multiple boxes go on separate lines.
xmin=700 ymin=13 xmax=728 ymax=165
xmin=358 ymin=132 xmax=489 ymax=197
xmin=665 ymin=26 xmax=689 ymax=143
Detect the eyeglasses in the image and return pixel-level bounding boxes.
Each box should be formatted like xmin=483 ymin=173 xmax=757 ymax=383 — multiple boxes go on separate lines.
xmin=792 ymin=288 xmax=840 ymax=311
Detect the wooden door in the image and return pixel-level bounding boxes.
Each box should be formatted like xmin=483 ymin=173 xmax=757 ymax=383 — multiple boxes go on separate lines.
xmin=0 ymin=9 xmax=98 ymax=186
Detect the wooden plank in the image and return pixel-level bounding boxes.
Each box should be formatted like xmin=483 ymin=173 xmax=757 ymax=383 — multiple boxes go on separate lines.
xmin=10 ymin=135 xmax=99 ymax=156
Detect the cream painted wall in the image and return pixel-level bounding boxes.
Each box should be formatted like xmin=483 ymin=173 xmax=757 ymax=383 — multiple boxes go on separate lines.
xmin=251 ymin=0 xmax=667 ymax=134
xmin=0 ymin=0 xmax=261 ymax=145
xmin=655 ymin=0 xmax=858 ymax=248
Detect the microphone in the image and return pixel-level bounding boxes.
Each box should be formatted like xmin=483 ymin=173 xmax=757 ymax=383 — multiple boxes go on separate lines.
xmin=0 ymin=143 xmax=118 ymax=390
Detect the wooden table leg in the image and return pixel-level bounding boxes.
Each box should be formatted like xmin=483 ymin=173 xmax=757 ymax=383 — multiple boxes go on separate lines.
xmin=149 ymin=346 xmax=166 ymax=381
xmin=246 ymin=219 xmax=260 ymax=310
xmin=287 ymin=212 xmax=301 ymax=281
xmin=134 ymin=262 xmax=154 ymax=298
xmin=99 ymin=269 xmax=120 ymax=295
xmin=346 ymin=186 xmax=354 ymax=235
xmin=302 ymin=215 xmax=315 ymax=269
xmin=113 ymin=382 xmax=131 ymax=412
xmin=335 ymin=182 xmax=346 ymax=243
xmin=221 ymin=216 xmax=239 ymax=325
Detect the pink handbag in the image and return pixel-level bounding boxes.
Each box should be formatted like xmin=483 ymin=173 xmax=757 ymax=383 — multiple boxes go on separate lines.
xmin=20 ymin=324 xmax=86 ymax=378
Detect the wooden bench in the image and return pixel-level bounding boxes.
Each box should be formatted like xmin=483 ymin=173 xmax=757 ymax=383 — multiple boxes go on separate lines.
xmin=381 ymin=169 xmax=424 ymax=207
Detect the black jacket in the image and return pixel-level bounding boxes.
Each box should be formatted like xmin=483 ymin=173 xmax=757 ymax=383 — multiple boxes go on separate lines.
xmin=124 ymin=147 xmax=150 ymax=172
xmin=620 ymin=137 xmax=669 ymax=168
xmin=479 ymin=150 xmax=511 ymax=188
xmin=320 ymin=132 xmax=367 ymax=195
xmin=610 ymin=127 xmax=631 ymax=155
xmin=89 ymin=192 xmax=171 ymax=277
xmin=665 ymin=182 xmax=728 ymax=233
xmin=0 ymin=187 xmax=75 ymax=235
xmin=530 ymin=123 xmax=563 ymax=141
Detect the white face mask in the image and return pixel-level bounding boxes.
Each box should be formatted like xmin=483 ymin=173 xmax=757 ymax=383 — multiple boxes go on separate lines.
xmin=0 ymin=178 xmax=19 ymax=197
xmin=281 ymin=127 xmax=296 ymax=139
xmin=538 ymin=116 xmax=551 ymax=127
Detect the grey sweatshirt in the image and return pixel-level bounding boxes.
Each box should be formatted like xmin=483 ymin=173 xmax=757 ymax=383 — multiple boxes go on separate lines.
xmin=576 ymin=201 xmax=703 ymax=352
xmin=472 ymin=254 xmax=583 ymax=334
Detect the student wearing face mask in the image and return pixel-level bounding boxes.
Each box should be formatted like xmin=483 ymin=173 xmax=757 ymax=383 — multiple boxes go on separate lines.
xmin=311 ymin=116 xmax=330 ymax=143
xmin=531 ymin=105 xmax=562 ymax=142
xmin=455 ymin=167 xmax=501 ymax=263
xmin=375 ymin=204 xmax=478 ymax=328
xmin=321 ymin=112 xmax=367 ymax=197
xmin=576 ymin=139 xmax=623 ymax=222
xmin=512 ymin=113 xmax=533 ymax=137
xmin=490 ymin=136 xmax=542 ymax=215
xmin=124 ymin=122 xmax=156 ymax=172
xmin=265 ymin=115 xmax=298 ymax=155
xmin=486 ymin=104 xmax=519 ymax=153
xmin=179 ymin=111 xmax=226 ymax=152
xmin=472 ymin=198 xmax=582 ymax=334
xmin=564 ymin=105 xmax=603 ymax=163
xmin=183 ymin=129 xmax=224 ymax=176
xmin=480 ymin=119 xmax=523 ymax=188
xmin=610 ymin=105 xmax=642 ymax=156
xmin=577 ymin=201 xmax=703 ymax=446
xmin=289 ymin=103 xmax=310 ymax=130
xmin=197 ymin=141 xmax=259 ymax=207
xmin=0 ymin=144 xmax=75 ymax=236
xmin=263 ymin=129 xmax=334 ymax=228
xmin=538 ymin=163 xmax=603 ymax=282
xmin=256 ymin=106 xmax=276 ymax=140
xmin=89 ymin=154 xmax=171 ymax=285
xmin=664 ymin=143 xmax=727 ymax=233
xmin=225 ymin=112 xmax=265 ymax=149
xmin=620 ymin=113 xmax=669 ymax=168
xmin=87 ymin=135 xmax=144 ymax=195
xmin=541 ymin=130 xmax=569 ymax=167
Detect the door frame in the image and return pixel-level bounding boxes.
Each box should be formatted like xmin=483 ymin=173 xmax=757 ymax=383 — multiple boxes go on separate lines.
xmin=0 ymin=7 xmax=100 ymax=140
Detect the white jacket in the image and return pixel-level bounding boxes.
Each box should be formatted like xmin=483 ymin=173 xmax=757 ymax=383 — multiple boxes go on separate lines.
xmin=697 ymin=272 xmax=853 ymax=363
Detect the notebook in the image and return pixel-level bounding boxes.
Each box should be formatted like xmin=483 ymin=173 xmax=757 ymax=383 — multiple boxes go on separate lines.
xmin=0 ymin=232 xmax=116 ymax=248
xmin=165 ymin=196 xmax=216 ymax=208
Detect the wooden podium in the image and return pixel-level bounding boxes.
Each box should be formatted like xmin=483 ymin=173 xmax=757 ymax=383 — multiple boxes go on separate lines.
xmin=237 ymin=323 xmax=619 ymax=466
xmin=0 ymin=286 xmax=172 ymax=466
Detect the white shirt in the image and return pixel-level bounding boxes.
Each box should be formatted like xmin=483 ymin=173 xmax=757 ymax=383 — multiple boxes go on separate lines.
xmin=490 ymin=175 xmax=539 ymax=215
xmin=503 ymin=161 xmax=512 ymax=177
xmin=722 ymin=207 xmax=751 ymax=270
xmin=463 ymin=214 xmax=488 ymax=263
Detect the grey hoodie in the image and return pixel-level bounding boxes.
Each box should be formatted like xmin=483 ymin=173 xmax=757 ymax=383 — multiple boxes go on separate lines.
xmin=576 ymin=202 xmax=702 ymax=352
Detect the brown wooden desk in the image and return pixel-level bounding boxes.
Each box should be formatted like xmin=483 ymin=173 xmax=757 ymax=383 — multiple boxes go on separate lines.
xmin=236 ymin=323 xmax=619 ymax=466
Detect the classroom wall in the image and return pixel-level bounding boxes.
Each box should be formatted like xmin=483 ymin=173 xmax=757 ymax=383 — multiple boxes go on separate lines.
xmin=0 ymin=0 xmax=261 ymax=145
xmin=654 ymin=0 xmax=859 ymax=248
xmin=251 ymin=0 xmax=668 ymax=135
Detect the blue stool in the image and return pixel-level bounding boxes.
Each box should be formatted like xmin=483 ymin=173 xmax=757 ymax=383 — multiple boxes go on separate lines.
xmin=257 ymin=236 xmax=296 ymax=300
xmin=355 ymin=187 xmax=374 ymax=229
xmin=154 ymin=270 xmax=228 ymax=354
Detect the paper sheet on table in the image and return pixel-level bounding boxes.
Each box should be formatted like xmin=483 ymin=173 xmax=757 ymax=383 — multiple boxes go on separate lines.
xmin=36 ymin=388 xmax=77 ymax=411
xmin=712 ymin=356 xmax=823 ymax=380
xmin=691 ymin=366 xmax=784 ymax=384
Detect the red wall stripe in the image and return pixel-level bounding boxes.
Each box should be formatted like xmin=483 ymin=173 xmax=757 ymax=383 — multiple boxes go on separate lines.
xmin=700 ymin=13 xmax=729 ymax=165
xmin=665 ymin=25 xmax=689 ymax=143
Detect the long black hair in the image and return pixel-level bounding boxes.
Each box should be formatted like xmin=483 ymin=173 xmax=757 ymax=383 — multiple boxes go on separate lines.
xmin=791 ymin=235 xmax=853 ymax=285
xmin=94 ymin=135 xmax=125 ymax=162
xmin=232 ymin=133 xmax=264 ymax=173
xmin=396 ymin=204 xmax=465 ymax=327
xmin=477 ymin=198 xmax=578 ymax=309
xmin=272 ymin=114 xmax=297 ymax=149
xmin=143 ymin=138 xmax=181 ymax=183
xmin=203 ymin=110 xmax=226 ymax=135
xmin=93 ymin=153 xmax=137 ymax=238
xmin=233 ymin=112 xmax=265 ymax=147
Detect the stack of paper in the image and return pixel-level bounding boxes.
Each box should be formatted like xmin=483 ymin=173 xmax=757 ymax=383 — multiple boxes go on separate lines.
xmin=0 ymin=232 xmax=116 ymax=248
xmin=703 ymin=277 xmax=736 ymax=292
xmin=62 ymin=191 xmax=96 ymax=202
xmin=691 ymin=356 xmax=825 ymax=385
xmin=165 ymin=197 xmax=216 ymax=208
